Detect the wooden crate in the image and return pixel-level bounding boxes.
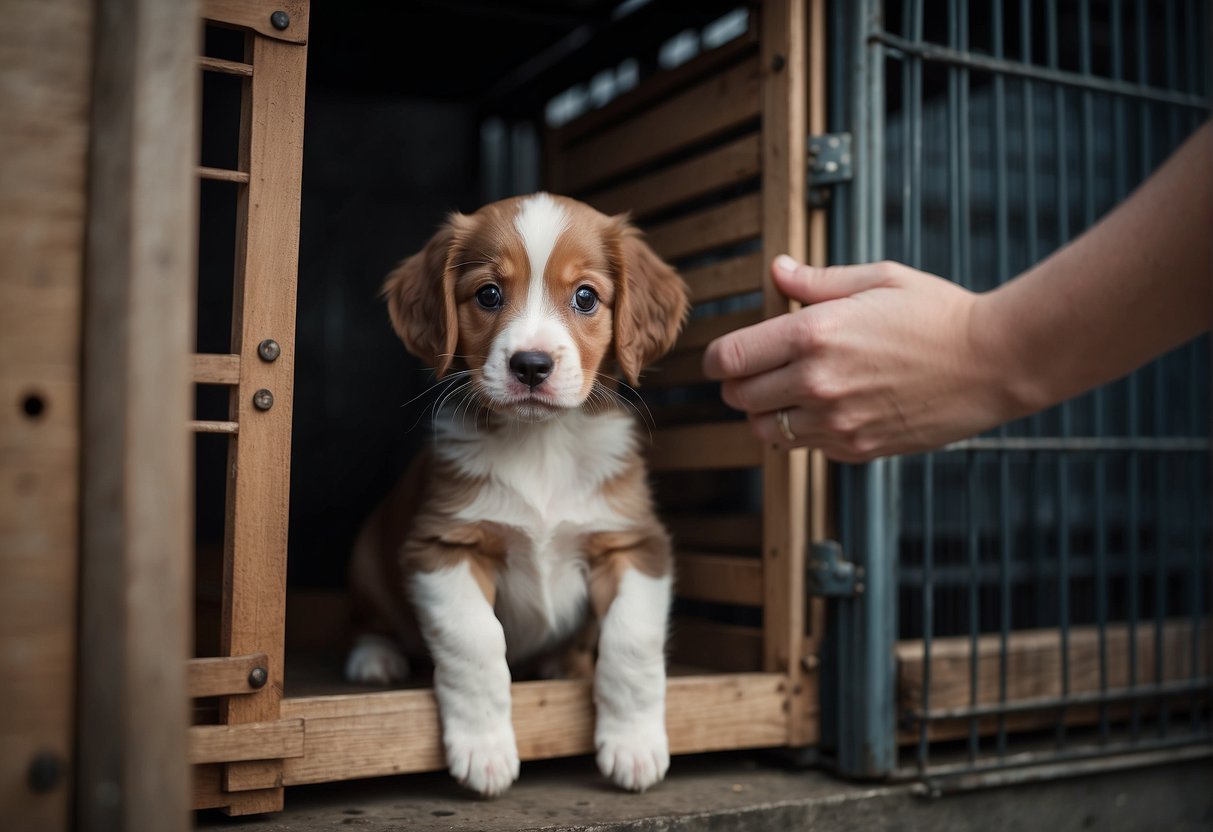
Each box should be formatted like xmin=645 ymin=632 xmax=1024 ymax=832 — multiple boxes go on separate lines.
xmin=186 ymin=0 xmax=831 ymax=815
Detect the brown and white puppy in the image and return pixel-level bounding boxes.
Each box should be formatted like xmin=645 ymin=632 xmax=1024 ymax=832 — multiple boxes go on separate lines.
xmin=345 ymin=193 xmax=689 ymax=797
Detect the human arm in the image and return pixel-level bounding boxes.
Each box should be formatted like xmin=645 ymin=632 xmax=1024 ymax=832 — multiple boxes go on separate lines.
xmin=702 ymin=121 xmax=1212 ymax=462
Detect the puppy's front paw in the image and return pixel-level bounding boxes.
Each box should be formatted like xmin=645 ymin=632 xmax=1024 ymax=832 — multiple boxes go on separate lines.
xmin=344 ymin=634 xmax=409 ymax=685
xmin=596 ymin=718 xmax=669 ymax=792
xmin=445 ymin=724 xmax=520 ymax=798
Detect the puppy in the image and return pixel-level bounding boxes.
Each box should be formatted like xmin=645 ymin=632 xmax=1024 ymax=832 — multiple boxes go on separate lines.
xmin=345 ymin=193 xmax=690 ymax=797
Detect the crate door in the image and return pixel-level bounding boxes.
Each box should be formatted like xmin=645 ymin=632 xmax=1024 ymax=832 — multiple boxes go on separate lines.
xmin=545 ymin=0 xmax=828 ymax=748
xmin=827 ymin=0 xmax=1213 ymax=784
xmin=189 ymin=0 xmax=309 ymax=815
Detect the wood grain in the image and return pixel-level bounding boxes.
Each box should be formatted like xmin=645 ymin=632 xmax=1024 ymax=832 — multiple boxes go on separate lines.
xmin=0 ymin=1 xmax=92 ymax=827
xmin=759 ymin=0 xmax=811 ymax=745
xmin=684 ymin=253 xmax=766 ymax=304
xmin=278 ymin=674 xmax=788 ymax=785
xmin=192 ymin=353 xmax=241 ymax=385
xmin=202 ymin=0 xmax=309 ymax=43
xmin=645 ymin=192 xmax=762 ymax=263
xmin=558 ymin=57 xmax=763 ymax=194
xmin=218 ymin=26 xmax=308 ymax=816
xmin=187 ymin=653 xmax=268 ymax=699
xmin=188 ymin=719 xmax=304 ymax=765
xmin=648 ymin=422 xmax=762 ymax=471
xmin=670 ymin=619 xmax=764 ymax=672
xmin=665 ymin=513 xmax=763 ymax=551
xmin=675 ymin=553 xmax=764 ymax=606
xmin=585 ymin=133 xmax=762 ymax=220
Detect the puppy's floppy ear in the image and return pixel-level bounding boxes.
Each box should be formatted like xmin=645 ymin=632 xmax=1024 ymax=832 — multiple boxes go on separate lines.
xmin=382 ymin=214 xmax=470 ymax=377
xmin=607 ymin=215 xmax=691 ymax=386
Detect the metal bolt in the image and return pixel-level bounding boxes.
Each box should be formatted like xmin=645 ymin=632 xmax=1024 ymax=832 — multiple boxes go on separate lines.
xmin=252 ymin=389 xmax=274 ymax=411
xmin=248 ymin=666 xmax=269 ymax=689
xmin=771 ymin=53 xmax=786 ymax=72
xmin=257 ymin=339 xmax=281 ymax=362
xmin=28 ymin=751 xmax=63 ymax=793
xmin=270 ymin=10 xmax=290 ymax=30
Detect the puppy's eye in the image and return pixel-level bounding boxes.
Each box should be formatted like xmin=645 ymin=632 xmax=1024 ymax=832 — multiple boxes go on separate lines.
xmin=476 ymin=284 xmax=503 ymax=309
xmin=572 ymin=286 xmax=598 ymax=314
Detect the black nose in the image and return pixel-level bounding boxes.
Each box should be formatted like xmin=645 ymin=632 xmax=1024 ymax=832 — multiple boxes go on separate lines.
xmin=509 ymin=351 xmax=554 ymax=389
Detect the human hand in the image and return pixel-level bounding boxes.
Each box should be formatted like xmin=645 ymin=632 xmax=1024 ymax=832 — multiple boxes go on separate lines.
xmin=702 ymin=256 xmax=1020 ymax=462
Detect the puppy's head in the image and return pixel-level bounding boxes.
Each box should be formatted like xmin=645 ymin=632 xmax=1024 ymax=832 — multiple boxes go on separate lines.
xmin=383 ymin=193 xmax=689 ymax=422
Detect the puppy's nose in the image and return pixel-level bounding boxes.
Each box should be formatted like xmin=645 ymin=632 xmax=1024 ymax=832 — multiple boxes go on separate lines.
xmin=509 ymin=351 xmax=554 ymax=389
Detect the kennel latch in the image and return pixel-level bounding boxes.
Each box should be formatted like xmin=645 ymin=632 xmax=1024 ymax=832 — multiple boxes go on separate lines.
xmin=806 ymin=132 xmax=852 ymax=206
xmin=806 ymin=539 xmax=863 ymax=597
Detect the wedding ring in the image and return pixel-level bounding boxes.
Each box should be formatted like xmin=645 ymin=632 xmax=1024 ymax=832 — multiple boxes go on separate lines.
xmin=775 ymin=408 xmax=797 ymax=442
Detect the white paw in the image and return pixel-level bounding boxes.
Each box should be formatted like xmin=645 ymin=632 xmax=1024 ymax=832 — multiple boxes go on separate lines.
xmin=344 ymin=634 xmax=409 ymax=685
xmin=596 ymin=719 xmax=670 ymax=792
xmin=444 ymin=723 xmax=520 ymax=798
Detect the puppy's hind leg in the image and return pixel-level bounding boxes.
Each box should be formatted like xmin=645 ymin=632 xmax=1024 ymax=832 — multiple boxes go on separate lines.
xmin=344 ymin=632 xmax=410 ymax=685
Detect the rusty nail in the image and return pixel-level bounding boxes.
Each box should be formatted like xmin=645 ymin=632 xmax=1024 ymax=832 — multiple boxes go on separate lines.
xmin=248 ymin=666 xmax=268 ymax=689
xmin=270 ymin=10 xmax=290 ymax=30
xmin=257 ymin=339 xmax=281 ymax=362
xmin=253 ymin=389 xmax=274 ymax=411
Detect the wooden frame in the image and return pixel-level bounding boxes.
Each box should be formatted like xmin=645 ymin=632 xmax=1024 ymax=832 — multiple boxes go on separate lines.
xmin=188 ymin=0 xmax=830 ymax=812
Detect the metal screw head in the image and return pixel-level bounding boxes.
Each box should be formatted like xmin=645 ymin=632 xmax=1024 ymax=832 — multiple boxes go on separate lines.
xmin=270 ymin=10 xmax=290 ymax=30
xmin=252 ymin=389 xmax=274 ymax=411
xmin=28 ymin=751 xmax=63 ymax=793
xmin=771 ymin=53 xmax=786 ymax=72
xmin=257 ymin=339 xmax=281 ymax=362
xmin=248 ymin=666 xmax=269 ymax=689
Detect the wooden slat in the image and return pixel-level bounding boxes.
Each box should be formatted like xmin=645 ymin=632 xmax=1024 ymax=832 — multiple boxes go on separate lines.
xmin=201 ymin=0 xmax=309 ymax=43
xmin=897 ymin=620 xmax=1213 ymax=716
xmin=558 ymin=56 xmax=763 ymax=194
xmin=679 ymin=307 xmax=764 ymax=351
xmin=1 ymin=1 xmax=92 ymax=827
xmin=551 ymin=32 xmax=758 ymax=149
xmin=189 ymin=419 xmax=239 ymax=434
xmin=276 ymin=674 xmax=788 ymax=786
xmin=192 ymin=352 xmax=240 ymax=384
xmin=585 ymin=133 xmax=762 ymax=220
xmin=198 ymin=55 xmax=253 ymax=76
xmin=666 ymin=513 xmax=763 ymax=550
xmin=649 ymin=421 xmax=762 ymax=471
xmin=187 ymin=653 xmax=268 ymax=699
xmin=198 ymin=165 xmax=250 ymax=184
xmin=684 ymin=252 xmax=765 ymax=304
xmin=192 ymin=764 xmax=227 ymax=810
xmin=75 ymin=1 xmax=198 ymax=830
xmin=670 ymin=620 xmax=764 ymax=672
xmin=759 ymin=0 xmax=811 ymax=746
xmin=188 ymin=719 xmax=304 ymax=765
xmin=675 ymin=553 xmax=764 ymax=606
xmin=219 ymin=27 xmax=308 ymax=816
xmin=644 ymin=192 xmax=762 ymax=264
xmin=643 ymin=349 xmax=706 ymax=389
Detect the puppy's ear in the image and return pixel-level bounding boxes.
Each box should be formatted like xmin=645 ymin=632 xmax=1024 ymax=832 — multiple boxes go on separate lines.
xmin=382 ymin=214 xmax=469 ymax=377
xmin=607 ymin=216 xmax=691 ymax=386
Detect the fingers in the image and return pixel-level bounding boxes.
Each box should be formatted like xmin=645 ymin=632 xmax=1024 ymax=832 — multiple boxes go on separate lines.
xmin=720 ymin=362 xmax=805 ymax=414
xmin=771 ymin=255 xmax=901 ymax=305
xmin=746 ymin=409 xmax=875 ymax=464
xmin=702 ymin=310 xmax=814 ymax=380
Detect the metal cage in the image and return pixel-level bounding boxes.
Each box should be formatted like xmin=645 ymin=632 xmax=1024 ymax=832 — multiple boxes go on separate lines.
xmin=822 ymin=0 xmax=1212 ymax=790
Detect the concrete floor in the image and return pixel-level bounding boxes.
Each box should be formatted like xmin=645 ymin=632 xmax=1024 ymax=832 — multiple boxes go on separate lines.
xmin=197 ymin=751 xmax=1213 ymax=831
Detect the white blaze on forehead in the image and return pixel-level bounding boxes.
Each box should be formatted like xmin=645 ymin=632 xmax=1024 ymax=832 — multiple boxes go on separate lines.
xmin=514 ymin=193 xmax=569 ymax=319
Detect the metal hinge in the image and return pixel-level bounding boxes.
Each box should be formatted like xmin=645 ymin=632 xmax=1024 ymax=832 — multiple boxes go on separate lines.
xmin=806 ymin=132 xmax=853 ymax=206
xmin=807 ymin=540 xmax=865 ymax=597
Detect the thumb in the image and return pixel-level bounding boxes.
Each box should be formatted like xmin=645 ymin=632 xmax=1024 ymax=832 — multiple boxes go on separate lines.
xmin=771 ymin=255 xmax=896 ymax=304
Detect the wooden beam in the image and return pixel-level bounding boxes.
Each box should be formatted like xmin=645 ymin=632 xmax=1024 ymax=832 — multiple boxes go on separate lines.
xmin=76 ymin=1 xmax=198 ymax=830
xmin=678 ymin=307 xmax=764 ymax=351
xmin=198 ymin=56 xmax=253 ymax=77
xmin=201 ymin=0 xmax=309 ymax=43
xmin=557 ymin=57 xmax=763 ymax=194
xmin=643 ymin=349 xmax=707 ymax=389
xmin=649 ymin=422 xmax=762 ymax=471
xmin=759 ymin=0 xmax=811 ymax=745
xmin=189 ymin=420 xmax=239 ymax=434
xmin=198 ymin=165 xmax=250 ymax=184
xmin=0 ymin=0 xmax=93 ymax=827
xmin=192 ymin=353 xmax=241 ymax=385
xmin=274 ymin=674 xmax=788 ymax=787
xmin=219 ymin=26 xmax=308 ymax=816
xmin=585 ymin=133 xmax=762 ymax=220
xmin=665 ymin=513 xmax=763 ymax=551
xmin=188 ymin=719 xmax=304 ymax=765
xmin=684 ymin=253 xmax=765 ymax=304
xmin=675 ymin=553 xmax=764 ymax=606
xmin=645 ymin=192 xmax=762 ymax=263
xmin=187 ymin=654 xmax=269 ymax=699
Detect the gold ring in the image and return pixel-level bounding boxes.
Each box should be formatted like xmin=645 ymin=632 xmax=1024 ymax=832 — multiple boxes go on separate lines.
xmin=775 ymin=408 xmax=796 ymax=442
